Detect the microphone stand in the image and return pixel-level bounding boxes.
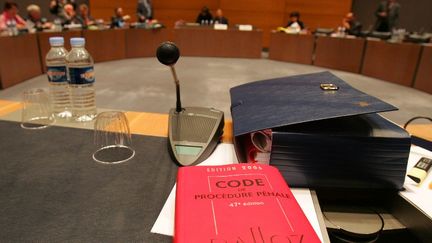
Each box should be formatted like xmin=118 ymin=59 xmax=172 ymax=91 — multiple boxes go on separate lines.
xmin=170 ymin=66 xmax=182 ymax=113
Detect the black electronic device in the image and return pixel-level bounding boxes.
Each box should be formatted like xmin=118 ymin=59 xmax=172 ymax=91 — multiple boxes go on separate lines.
xmin=368 ymin=31 xmax=392 ymax=40
xmin=406 ymin=34 xmax=431 ymax=44
xmin=156 ymin=42 xmax=224 ymax=166
xmin=314 ymin=28 xmax=334 ymax=36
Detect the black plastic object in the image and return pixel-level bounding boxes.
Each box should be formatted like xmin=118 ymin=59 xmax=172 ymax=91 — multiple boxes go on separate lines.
xmin=314 ymin=28 xmax=334 ymax=36
xmin=405 ymin=34 xmax=431 ymax=44
xmin=156 ymin=41 xmax=180 ymax=66
xmin=369 ymin=31 xmax=392 ymax=40
xmin=156 ymin=42 xmax=182 ymax=112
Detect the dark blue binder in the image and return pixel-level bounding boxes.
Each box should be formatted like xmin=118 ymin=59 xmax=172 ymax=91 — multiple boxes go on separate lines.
xmin=230 ymin=72 xmax=411 ymax=190
xmin=230 ymin=71 xmax=397 ymax=136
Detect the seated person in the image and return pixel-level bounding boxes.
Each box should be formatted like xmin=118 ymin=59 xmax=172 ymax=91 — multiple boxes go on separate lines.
xmin=285 ymin=11 xmax=304 ymax=31
xmin=111 ymin=7 xmax=130 ymax=28
xmin=342 ymin=12 xmax=362 ymax=36
xmin=49 ymin=0 xmax=76 ymax=17
xmin=77 ymin=3 xmax=95 ymax=28
xmin=60 ymin=3 xmax=81 ymax=26
xmin=213 ymin=8 xmax=228 ymax=25
xmin=0 ymin=1 xmax=26 ymax=31
xmin=137 ymin=0 xmax=153 ymax=23
xmin=196 ymin=6 xmax=212 ymax=24
xmin=26 ymin=4 xmax=52 ymax=32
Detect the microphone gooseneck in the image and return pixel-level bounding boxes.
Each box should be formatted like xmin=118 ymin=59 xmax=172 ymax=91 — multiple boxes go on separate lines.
xmin=156 ymin=42 xmax=182 ymax=113
xmin=170 ymin=66 xmax=182 ymax=113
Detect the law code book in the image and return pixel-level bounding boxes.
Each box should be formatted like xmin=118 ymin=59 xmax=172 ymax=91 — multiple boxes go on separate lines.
xmin=174 ymin=164 xmax=321 ymax=243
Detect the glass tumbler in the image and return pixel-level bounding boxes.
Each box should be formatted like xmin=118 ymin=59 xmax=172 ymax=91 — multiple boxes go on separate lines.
xmin=92 ymin=111 xmax=135 ymax=164
xmin=21 ymin=88 xmax=54 ymax=129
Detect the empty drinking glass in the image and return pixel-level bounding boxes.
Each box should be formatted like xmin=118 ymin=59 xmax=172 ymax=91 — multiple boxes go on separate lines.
xmin=92 ymin=111 xmax=135 ymax=164
xmin=21 ymin=88 xmax=54 ymax=129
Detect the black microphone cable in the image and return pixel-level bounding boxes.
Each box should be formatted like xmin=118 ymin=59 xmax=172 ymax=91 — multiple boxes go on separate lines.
xmin=322 ymin=208 xmax=385 ymax=243
xmin=403 ymin=116 xmax=432 ymax=129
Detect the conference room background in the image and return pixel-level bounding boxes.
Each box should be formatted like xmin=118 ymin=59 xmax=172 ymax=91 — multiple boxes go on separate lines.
xmin=1 ymin=0 xmax=430 ymax=46
xmin=352 ymin=0 xmax=432 ymax=33
xmin=0 ymin=0 xmax=432 ymax=32
xmin=0 ymin=0 xmax=89 ymax=18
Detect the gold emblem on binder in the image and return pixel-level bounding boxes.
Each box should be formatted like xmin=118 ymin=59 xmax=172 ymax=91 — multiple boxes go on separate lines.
xmin=357 ymin=101 xmax=370 ymax=107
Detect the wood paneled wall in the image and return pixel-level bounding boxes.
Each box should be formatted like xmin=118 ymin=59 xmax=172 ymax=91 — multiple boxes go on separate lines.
xmin=89 ymin=0 xmax=352 ymax=47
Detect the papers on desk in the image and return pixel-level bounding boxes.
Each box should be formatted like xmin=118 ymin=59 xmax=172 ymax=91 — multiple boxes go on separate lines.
xmin=400 ymin=145 xmax=432 ymax=217
xmin=238 ymin=24 xmax=253 ymax=31
xmin=151 ymin=143 xmax=237 ymax=236
xmin=214 ymin=23 xmax=228 ymax=30
xmin=150 ymin=143 xmax=324 ymax=242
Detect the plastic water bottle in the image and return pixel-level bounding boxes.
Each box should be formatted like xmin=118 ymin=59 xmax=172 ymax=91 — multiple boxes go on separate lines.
xmin=53 ymin=18 xmax=63 ymax=32
xmin=6 ymin=20 xmax=18 ymax=36
xmin=66 ymin=37 xmax=97 ymax=122
xmin=6 ymin=20 xmax=12 ymax=36
xmin=11 ymin=19 xmax=18 ymax=36
xmin=45 ymin=37 xmax=72 ymax=119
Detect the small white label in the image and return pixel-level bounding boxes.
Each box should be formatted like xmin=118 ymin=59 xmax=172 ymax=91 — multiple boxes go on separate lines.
xmin=214 ymin=24 xmax=228 ymax=30
xmin=238 ymin=25 xmax=253 ymax=31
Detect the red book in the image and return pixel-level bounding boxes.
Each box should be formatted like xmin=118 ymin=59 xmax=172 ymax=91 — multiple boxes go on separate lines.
xmin=174 ymin=164 xmax=321 ymax=243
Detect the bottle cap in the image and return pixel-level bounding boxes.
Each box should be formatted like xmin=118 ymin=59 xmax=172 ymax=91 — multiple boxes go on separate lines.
xmin=70 ymin=37 xmax=85 ymax=46
xmin=49 ymin=37 xmax=64 ymax=46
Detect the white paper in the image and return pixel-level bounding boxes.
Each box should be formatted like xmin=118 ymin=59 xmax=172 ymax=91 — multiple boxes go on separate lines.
xmin=238 ymin=24 xmax=253 ymax=31
xmin=400 ymin=145 xmax=432 ymax=217
xmin=291 ymin=188 xmax=324 ymax=242
xmin=150 ymin=143 xmax=238 ymax=236
xmin=213 ymin=24 xmax=228 ymax=30
xmin=151 ymin=143 xmax=324 ymax=242
xmin=151 ymin=184 xmax=177 ymax=236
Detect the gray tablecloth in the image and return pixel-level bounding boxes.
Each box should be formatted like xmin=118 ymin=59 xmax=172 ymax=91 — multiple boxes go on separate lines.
xmin=0 ymin=120 xmax=176 ymax=242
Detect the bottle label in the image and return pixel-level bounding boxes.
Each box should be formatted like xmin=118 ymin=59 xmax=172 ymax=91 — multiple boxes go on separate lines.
xmin=69 ymin=67 xmax=95 ymax=84
xmin=47 ymin=66 xmax=67 ymax=82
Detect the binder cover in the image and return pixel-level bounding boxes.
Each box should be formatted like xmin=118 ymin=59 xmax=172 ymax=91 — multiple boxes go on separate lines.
xmin=230 ymin=71 xmax=397 ymax=136
xmin=230 ymin=72 xmax=410 ymax=190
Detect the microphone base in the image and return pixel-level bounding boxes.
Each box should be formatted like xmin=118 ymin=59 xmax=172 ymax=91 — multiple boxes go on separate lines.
xmin=168 ymin=107 xmax=224 ymax=166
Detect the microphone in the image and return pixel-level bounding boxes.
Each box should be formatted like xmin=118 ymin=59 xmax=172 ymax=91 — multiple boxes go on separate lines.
xmin=156 ymin=41 xmax=182 ymax=113
xmin=155 ymin=41 xmax=224 ymax=166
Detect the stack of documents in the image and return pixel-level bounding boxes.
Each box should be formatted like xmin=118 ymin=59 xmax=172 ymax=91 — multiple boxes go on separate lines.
xmin=270 ymin=113 xmax=411 ymax=189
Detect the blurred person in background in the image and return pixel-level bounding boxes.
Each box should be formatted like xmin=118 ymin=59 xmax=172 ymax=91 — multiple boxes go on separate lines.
xmin=286 ymin=11 xmax=304 ymax=30
xmin=342 ymin=12 xmax=362 ymax=36
xmin=26 ymin=4 xmax=52 ymax=32
xmin=60 ymin=3 xmax=80 ymax=25
xmin=213 ymin=9 xmax=228 ymax=25
xmin=374 ymin=0 xmax=400 ymax=32
xmin=137 ymin=0 xmax=152 ymax=23
xmin=77 ymin=3 xmax=95 ymax=28
xmin=0 ymin=1 xmax=26 ymax=31
xmin=196 ymin=6 xmax=212 ymax=24
xmin=49 ymin=0 xmax=76 ymax=17
xmin=111 ymin=7 xmax=130 ymax=28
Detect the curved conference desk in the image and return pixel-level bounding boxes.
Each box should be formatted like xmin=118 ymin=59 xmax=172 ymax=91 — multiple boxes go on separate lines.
xmin=0 ymin=27 xmax=431 ymax=95
xmin=0 ymin=27 xmax=431 ymax=242
xmin=270 ymin=32 xmax=418 ymax=77
xmin=269 ymin=32 xmax=431 ymax=93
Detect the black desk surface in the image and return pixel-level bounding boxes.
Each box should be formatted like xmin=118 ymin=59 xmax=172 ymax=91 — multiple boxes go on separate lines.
xmin=0 ymin=120 xmax=176 ymax=242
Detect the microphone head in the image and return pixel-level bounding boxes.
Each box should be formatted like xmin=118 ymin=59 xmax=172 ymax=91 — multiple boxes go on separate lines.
xmin=156 ymin=41 xmax=180 ymax=66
